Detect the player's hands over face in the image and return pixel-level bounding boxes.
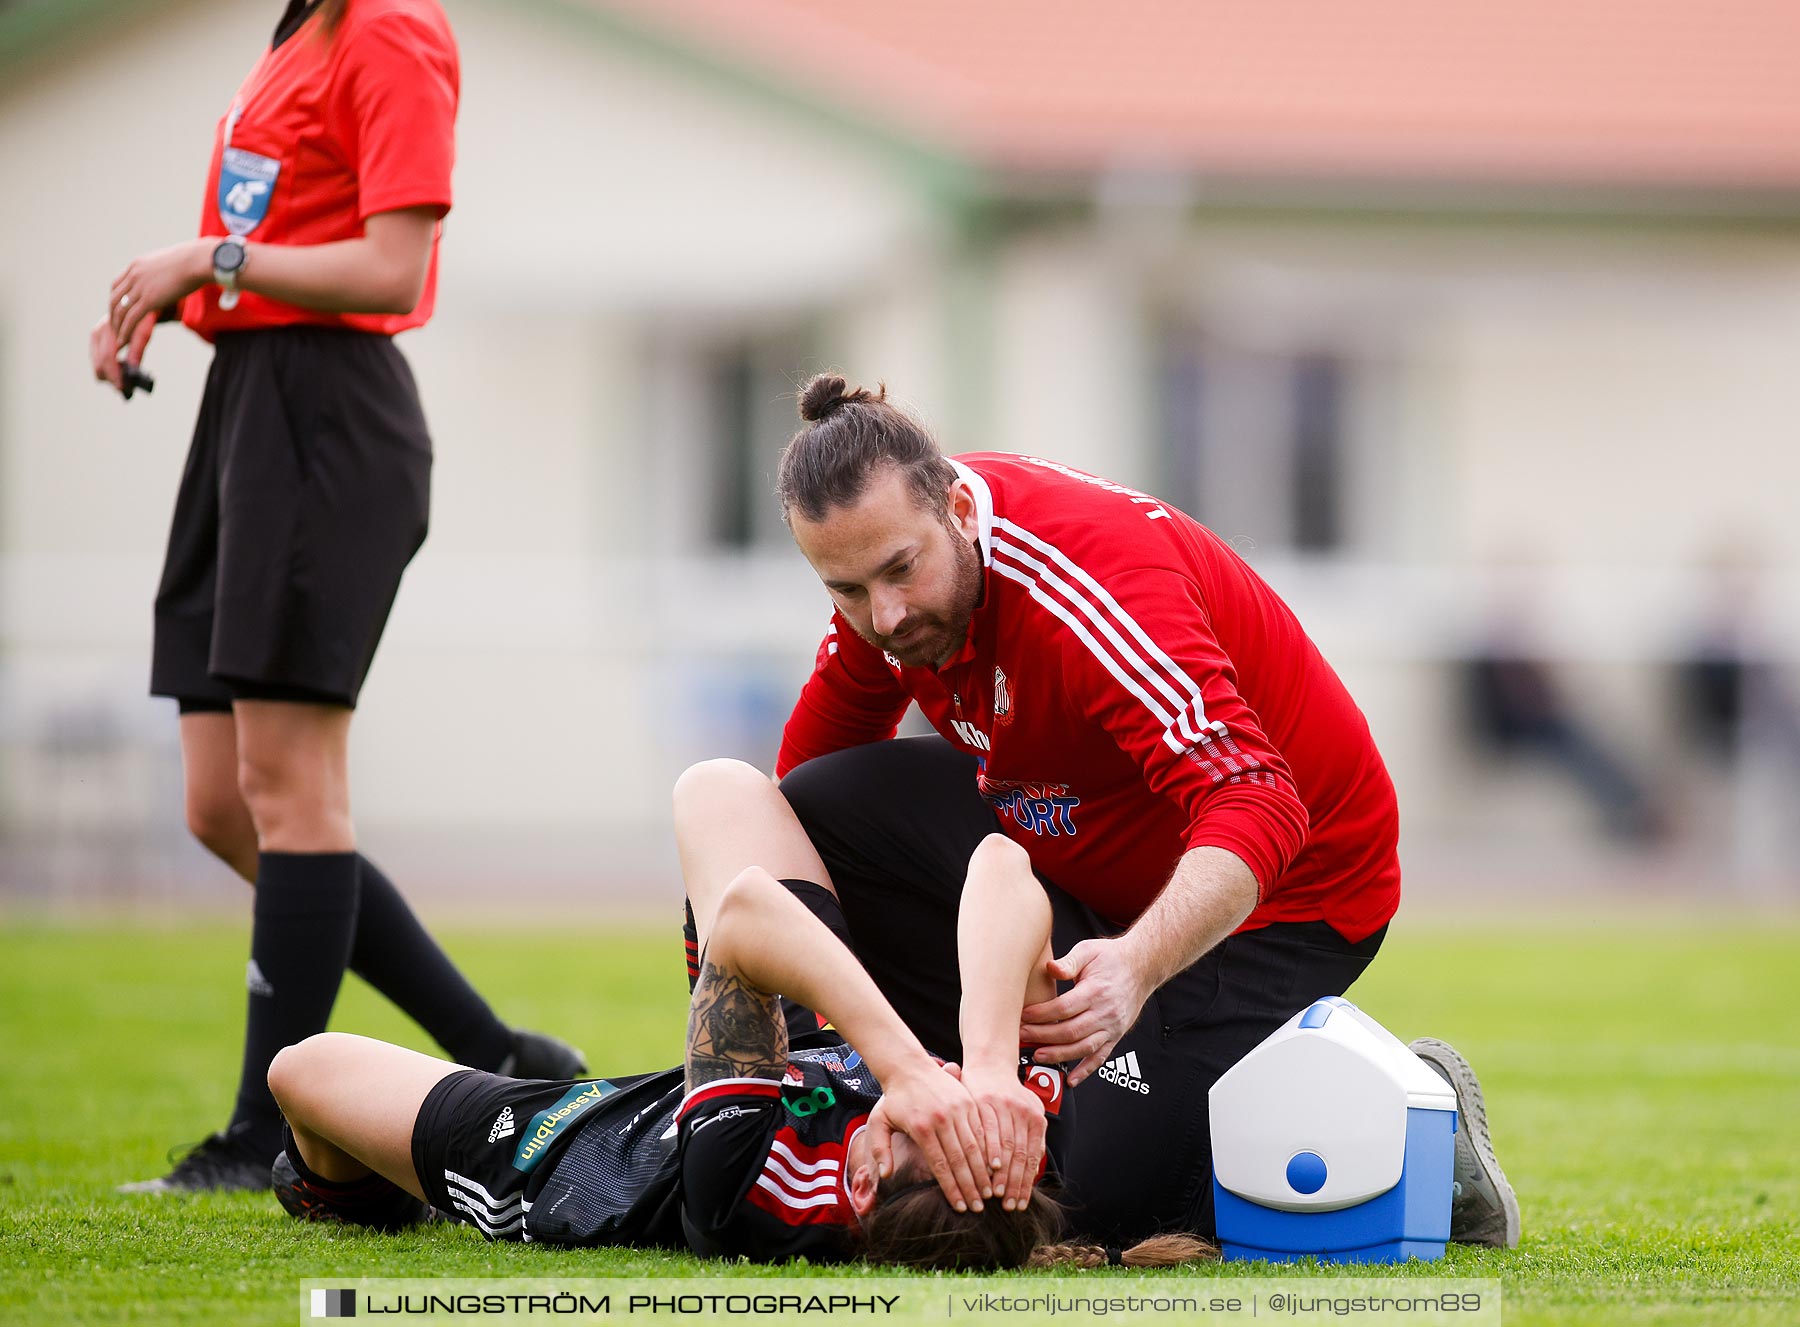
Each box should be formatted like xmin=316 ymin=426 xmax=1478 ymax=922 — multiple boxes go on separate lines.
xmin=954 ymin=1064 xmax=1046 ymax=1211
xmin=1020 ymin=936 xmax=1152 ymax=1085
xmin=866 ymin=1061 xmax=990 ymax=1213
xmin=108 ymin=239 xmax=212 ymax=349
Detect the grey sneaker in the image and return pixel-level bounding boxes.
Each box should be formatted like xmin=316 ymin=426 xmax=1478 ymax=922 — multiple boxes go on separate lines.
xmin=1410 ymin=1037 xmax=1520 ymax=1249
xmin=497 ymin=1028 xmax=587 ymax=1079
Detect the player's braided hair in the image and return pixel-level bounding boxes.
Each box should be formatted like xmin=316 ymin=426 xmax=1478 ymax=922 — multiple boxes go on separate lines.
xmin=779 ymin=374 xmax=957 ymax=526
xmin=1027 ymin=1232 xmax=1220 ymax=1268
xmin=858 ymin=1176 xmax=1219 ymax=1271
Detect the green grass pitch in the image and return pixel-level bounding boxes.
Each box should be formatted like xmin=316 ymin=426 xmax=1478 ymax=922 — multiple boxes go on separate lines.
xmin=1 ymin=914 xmax=1796 ymax=1325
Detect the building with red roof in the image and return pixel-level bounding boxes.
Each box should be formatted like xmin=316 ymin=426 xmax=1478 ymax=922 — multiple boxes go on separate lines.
xmin=3 ymin=0 xmax=1797 ymax=893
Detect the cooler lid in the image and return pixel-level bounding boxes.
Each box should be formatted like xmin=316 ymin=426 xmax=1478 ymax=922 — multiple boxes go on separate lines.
xmin=1208 ymin=998 xmax=1454 ymax=1212
xmin=1298 ymin=998 xmax=1457 ymax=1113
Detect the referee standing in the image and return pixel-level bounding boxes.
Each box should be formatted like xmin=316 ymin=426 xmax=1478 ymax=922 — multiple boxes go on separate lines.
xmin=88 ymin=0 xmax=584 ymax=1193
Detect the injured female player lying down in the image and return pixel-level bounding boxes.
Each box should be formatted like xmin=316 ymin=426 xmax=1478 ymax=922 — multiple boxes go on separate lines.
xmin=267 ymin=764 xmax=1212 ymax=1269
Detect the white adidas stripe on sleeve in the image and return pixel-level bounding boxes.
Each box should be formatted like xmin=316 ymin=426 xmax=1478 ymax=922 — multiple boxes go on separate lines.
xmin=995 ymin=518 xmax=1205 ymax=705
xmin=990 ymin=535 xmax=1190 ymax=715
xmin=990 ymin=520 xmax=1228 ymax=753
xmin=768 ymin=1138 xmax=841 ymax=1177
xmin=990 ymin=559 xmax=1180 ymax=740
xmin=763 ymin=1155 xmax=839 ymax=1194
xmin=753 ymin=1175 xmax=842 ymax=1210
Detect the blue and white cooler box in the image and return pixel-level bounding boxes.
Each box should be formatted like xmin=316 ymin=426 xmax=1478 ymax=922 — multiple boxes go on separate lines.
xmin=1209 ymin=996 xmax=1457 ymax=1263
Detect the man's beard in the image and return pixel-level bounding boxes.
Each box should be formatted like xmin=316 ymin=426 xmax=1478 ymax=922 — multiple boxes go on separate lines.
xmin=863 ymin=530 xmax=984 ymax=669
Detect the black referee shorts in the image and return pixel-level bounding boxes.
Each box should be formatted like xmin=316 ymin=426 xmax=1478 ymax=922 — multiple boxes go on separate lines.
xmin=779 ymin=735 xmax=1386 ymax=1246
xmin=150 ymin=326 xmax=431 ymax=710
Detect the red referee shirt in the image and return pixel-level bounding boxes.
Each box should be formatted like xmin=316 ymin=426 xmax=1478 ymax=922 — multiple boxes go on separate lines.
xmin=776 ymin=453 xmax=1401 ymax=944
xmin=180 ymin=0 xmax=459 ymax=341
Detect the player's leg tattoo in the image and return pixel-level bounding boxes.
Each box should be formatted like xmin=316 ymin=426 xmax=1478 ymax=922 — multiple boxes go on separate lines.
xmin=686 ymin=959 xmax=787 ymax=1087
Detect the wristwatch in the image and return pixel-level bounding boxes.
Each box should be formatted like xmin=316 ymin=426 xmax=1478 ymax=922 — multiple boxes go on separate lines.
xmin=212 ymin=237 xmax=248 ymax=310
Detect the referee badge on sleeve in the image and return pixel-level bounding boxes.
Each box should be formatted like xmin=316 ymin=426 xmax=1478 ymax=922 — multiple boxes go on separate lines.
xmin=218 ymin=147 xmax=279 ymax=235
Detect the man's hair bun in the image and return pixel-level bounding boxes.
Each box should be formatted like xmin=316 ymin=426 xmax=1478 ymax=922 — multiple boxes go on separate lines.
xmin=798 ymin=373 xmax=884 ymax=422
xmin=779 ymin=373 xmax=948 ymax=525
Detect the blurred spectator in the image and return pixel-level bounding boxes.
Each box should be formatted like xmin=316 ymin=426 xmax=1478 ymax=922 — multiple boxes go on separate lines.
xmin=1675 ymin=544 xmax=1800 ymax=759
xmin=1673 ymin=543 xmax=1800 ymax=872
xmin=1461 ymin=576 xmax=1666 ymax=846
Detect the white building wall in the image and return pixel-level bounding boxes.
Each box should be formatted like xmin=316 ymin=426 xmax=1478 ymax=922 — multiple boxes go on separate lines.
xmin=3 ymin=2 xmax=1798 ymax=901
xmin=1145 ymin=219 xmax=1800 ymax=878
xmin=989 ymin=231 xmax=1153 ymax=483
xmin=0 ymin=0 xmax=944 ymax=896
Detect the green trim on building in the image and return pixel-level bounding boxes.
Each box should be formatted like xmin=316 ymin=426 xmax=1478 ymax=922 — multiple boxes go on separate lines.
xmin=524 ymin=0 xmax=985 ymax=215
xmin=1173 ymin=195 xmax=1800 ymax=235
xmin=0 ymin=0 xmax=980 ymax=210
xmin=5 ymin=0 xmax=1794 ymax=226
xmin=0 ymin=0 xmax=989 ymax=215
xmin=936 ymin=194 xmax=1002 ymax=448
xmin=0 ymin=0 xmax=142 ymax=84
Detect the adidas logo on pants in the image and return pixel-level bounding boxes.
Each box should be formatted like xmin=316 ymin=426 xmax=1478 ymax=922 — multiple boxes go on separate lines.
xmin=1097 ymin=1050 xmax=1150 ymax=1094
xmin=488 ymin=1106 xmax=516 ymax=1143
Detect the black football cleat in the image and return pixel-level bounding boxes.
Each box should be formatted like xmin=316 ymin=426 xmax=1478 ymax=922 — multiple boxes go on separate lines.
xmin=497 ymin=1028 xmax=587 ymax=1079
xmin=272 ymin=1151 xmax=340 ymax=1222
xmin=119 ymin=1123 xmax=274 ymax=1194
xmin=272 ymin=1151 xmax=433 ymax=1231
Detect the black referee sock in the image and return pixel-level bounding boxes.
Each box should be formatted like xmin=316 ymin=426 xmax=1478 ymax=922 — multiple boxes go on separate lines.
xmin=229 ymin=852 xmax=360 ymax=1156
xmin=349 ymin=855 xmax=512 ymax=1070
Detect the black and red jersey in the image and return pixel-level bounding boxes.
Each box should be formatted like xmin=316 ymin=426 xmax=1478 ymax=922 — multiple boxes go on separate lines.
xmin=675 ymin=1047 xmax=882 ymax=1262
xmin=676 ymin=1044 xmax=1067 ymax=1262
xmin=777 ymin=452 xmax=1401 ymax=943
xmin=523 ymin=1043 xmax=1066 ymax=1261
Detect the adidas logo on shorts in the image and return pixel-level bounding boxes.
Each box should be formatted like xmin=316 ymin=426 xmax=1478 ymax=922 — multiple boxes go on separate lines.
xmin=488 ymin=1106 xmax=516 ymax=1143
xmin=1096 ymin=1050 xmax=1150 ymax=1095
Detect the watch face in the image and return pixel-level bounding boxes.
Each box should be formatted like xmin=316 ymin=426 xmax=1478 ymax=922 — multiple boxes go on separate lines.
xmin=213 ymin=240 xmax=246 ymax=274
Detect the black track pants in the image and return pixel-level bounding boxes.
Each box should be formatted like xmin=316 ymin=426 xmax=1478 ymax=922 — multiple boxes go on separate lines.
xmin=780 ymin=735 xmax=1386 ymax=1243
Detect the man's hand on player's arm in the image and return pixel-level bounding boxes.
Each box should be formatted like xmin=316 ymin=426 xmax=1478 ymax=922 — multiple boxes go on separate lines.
xmin=1019 ymin=936 xmax=1155 ymax=1085
xmin=697 ymin=868 xmax=991 ymax=1212
xmin=957 ymin=835 xmax=1052 ymax=1208
xmin=1021 ymin=845 xmax=1258 ymax=1084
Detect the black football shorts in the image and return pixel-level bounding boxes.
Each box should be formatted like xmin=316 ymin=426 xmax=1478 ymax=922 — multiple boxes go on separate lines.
xmin=150 ymin=325 xmax=431 ymax=709
xmin=411 ymin=1066 xmax=684 ymax=1244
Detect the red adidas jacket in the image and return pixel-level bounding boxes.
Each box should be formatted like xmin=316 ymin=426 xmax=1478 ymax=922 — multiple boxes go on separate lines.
xmin=775 ymin=453 xmax=1399 ymax=943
